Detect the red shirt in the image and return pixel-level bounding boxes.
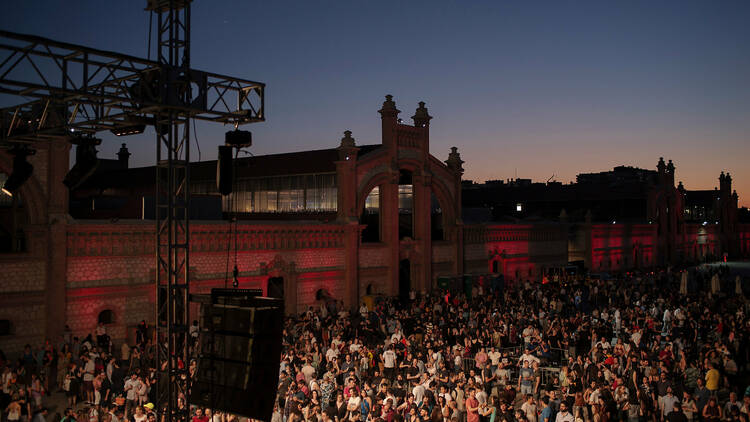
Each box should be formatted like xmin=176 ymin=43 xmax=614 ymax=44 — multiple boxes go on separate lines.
xmin=467 ymin=397 xmax=480 ymax=422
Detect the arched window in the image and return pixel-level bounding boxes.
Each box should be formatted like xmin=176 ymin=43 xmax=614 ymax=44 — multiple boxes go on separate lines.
xmin=431 ymin=191 xmax=444 ymax=241
xmin=399 ymin=170 xmax=413 ymax=239
xmin=0 ymin=319 xmax=11 ymax=336
xmin=98 ymin=309 xmax=114 ymax=325
xmin=361 ymin=186 xmax=381 ymax=243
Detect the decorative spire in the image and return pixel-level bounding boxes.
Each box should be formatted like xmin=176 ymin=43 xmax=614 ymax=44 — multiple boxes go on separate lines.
xmin=378 ymin=94 xmax=399 ymax=118
xmin=337 ymin=130 xmax=358 ymax=162
xmin=666 ymin=159 xmax=674 ymax=173
xmin=117 ymin=143 xmax=130 ymax=168
xmin=411 ymin=101 xmax=432 ymax=127
xmin=657 ymin=157 xmax=666 ymax=173
xmin=339 ymin=130 xmax=356 ymax=148
xmin=445 ymin=146 xmax=464 ymax=173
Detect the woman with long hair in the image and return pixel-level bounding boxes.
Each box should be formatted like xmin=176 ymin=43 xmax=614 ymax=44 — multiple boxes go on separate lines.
xmin=29 ymin=373 xmax=44 ymax=407
xmin=701 ymin=397 xmax=722 ymax=422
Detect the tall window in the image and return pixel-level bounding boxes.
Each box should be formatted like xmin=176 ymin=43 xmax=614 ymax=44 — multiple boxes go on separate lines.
xmin=361 ymin=187 xmax=381 ymax=242
xmin=204 ymin=173 xmax=338 ymax=213
xmin=399 ymin=170 xmax=413 ymax=239
xmin=364 ymin=186 xmax=379 ymax=212
xmin=431 ymin=191 xmax=444 ymax=241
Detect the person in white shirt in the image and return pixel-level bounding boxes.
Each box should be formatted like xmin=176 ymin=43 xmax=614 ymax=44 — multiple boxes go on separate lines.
xmin=412 ymin=383 xmax=426 ymax=405
xmin=521 ymin=394 xmax=538 ymax=422
xmin=555 ymin=402 xmax=574 ymax=422
xmin=301 ymin=359 xmax=316 ymax=384
xmin=594 ymin=337 xmax=610 ymax=350
xmin=518 ymin=349 xmax=540 ymax=367
xmin=82 ymin=355 xmax=96 ymax=404
xmin=488 ymin=348 xmax=502 ymax=369
xmin=383 ymin=346 xmax=397 ymax=379
xmin=325 ymin=346 xmax=339 ymax=363
xmin=123 ymin=373 xmax=143 ymax=419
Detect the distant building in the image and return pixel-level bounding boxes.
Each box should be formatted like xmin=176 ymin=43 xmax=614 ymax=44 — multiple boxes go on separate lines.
xmin=463 ymin=158 xmax=746 ymax=269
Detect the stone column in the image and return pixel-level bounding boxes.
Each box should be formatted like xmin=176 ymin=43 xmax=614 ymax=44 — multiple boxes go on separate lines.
xmin=381 ymin=168 xmax=400 ymax=296
xmin=342 ymin=222 xmax=360 ymax=310
xmin=413 ymin=171 xmax=432 ymax=293
xmin=46 ymin=139 xmax=70 ymax=342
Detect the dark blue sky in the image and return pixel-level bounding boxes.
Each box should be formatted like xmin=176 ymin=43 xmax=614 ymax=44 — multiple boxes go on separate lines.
xmin=2 ymin=1 xmax=749 ymax=204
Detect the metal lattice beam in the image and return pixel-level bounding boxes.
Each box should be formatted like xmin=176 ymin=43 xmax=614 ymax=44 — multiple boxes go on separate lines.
xmin=0 ymin=29 xmax=264 ymax=143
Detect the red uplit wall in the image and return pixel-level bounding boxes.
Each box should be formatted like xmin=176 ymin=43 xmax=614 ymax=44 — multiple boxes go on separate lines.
xmin=589 ymin=223 xmax=657 ymax=272
xmin=741 ymin=224 xmax=750 ymax=258
xmin=64 ymin=221 xmax=350 ymax=344
xmin=679 ymin=223 xmax=720 ymax=261
xmin=464 ymin=223 xmax=568 ymax=282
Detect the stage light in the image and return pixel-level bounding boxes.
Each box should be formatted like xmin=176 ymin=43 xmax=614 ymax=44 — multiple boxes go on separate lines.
xmin=2 ymin=146 xmax=35 ymax=193
xmin=225 ymin=129 xmax=252 ymax=148
xmin=64 ymin=135 xmax=101 ymax=190
xmin=110 ymin=124 xmax=146 ymax=136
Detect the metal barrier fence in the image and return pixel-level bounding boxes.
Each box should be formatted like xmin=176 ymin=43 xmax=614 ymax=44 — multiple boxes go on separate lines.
xmin=500 ymin=345 xmax=523 ymax=358
xmin=547 ymin=347 xmax=569 ymax=366
xmin=462 ymin=357 xmax=477 ymax=372
xmin=539 ymin=367 xmax=560 ymax=386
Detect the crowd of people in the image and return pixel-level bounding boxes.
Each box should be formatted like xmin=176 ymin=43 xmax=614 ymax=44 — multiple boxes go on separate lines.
xmin=0 ymin=264 xmax=748 ymax=422
xmin=273 ymin=265 xmax=750 ymax=422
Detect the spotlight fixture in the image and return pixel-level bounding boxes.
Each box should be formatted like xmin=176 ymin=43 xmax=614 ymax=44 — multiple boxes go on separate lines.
xmin=110 ymin=124 xmax=146 ymax=137
xmin=110 ymin=116 xmax=151 ymax=137
xmin=63 ymin=135 xmax=102 ymax=190
xmin=225 ymin=129 xmax=252 ymax=148
xmin=2 ymin=146 xmax=36 ymax=193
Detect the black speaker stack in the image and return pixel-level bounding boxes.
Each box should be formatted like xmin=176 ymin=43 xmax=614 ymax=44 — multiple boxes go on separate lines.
xmin=190 ymin=288 xmax=284 ymax=421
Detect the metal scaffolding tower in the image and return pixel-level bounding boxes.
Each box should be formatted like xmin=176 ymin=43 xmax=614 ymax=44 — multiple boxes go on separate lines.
xmin=0 ymin=1 xmax=264 ymax=419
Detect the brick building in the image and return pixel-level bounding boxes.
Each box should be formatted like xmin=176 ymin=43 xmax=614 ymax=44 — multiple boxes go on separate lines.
xmin=0 ymin=95 xmax=747 ymax=356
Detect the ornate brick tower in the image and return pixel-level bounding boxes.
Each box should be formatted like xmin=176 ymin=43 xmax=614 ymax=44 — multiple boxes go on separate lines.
xmin=718 ymin=172 xmax=739 ymax=257
xmin=351 ymin=96 xmax=463 ymax=299
xmin=649 ymin=157 xmax=685 ymax=264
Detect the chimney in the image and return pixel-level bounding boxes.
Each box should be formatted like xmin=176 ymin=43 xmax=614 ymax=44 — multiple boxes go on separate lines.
xmin=117 ymin=143 xmax=131 ymax=169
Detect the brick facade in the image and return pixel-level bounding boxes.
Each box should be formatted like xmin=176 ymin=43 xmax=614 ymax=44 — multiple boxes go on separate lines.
xmin=1 ymin=97 xmax=748 ymax=358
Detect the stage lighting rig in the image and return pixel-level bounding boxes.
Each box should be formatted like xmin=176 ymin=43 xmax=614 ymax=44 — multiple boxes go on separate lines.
xmin=225 ymin=129 xmax=252 ymax=148
xmin=2 ymin=146 xmax=35 ymax=194
xmin=111 ymin=124 xmax=147 ymax=137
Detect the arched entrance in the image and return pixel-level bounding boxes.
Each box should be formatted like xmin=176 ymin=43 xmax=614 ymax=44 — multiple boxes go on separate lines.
xmin=267 ymin=276 xmax=284 ymax=299
xmin=398 ymin=259 xmax=411 ymax=300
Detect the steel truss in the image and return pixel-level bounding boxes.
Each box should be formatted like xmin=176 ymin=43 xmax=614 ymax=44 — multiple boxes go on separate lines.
xmin=0 ymin=2 xmax=264 ymax=421
xmin=0 ymin=30 xmax=264 ymax=142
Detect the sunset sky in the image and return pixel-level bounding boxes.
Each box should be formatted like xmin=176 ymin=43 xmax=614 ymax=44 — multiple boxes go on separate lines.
xmin=2 ymin=1 xmax=749 ymax=206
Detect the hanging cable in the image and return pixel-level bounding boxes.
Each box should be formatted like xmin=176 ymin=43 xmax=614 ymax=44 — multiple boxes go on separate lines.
xmin=192 ymin=118 xmax=201 ymax=162
xmin=147 ymin=11 xmax=153 ymax=60
xmin=232 ymin=147 xmax=240 ymax=287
